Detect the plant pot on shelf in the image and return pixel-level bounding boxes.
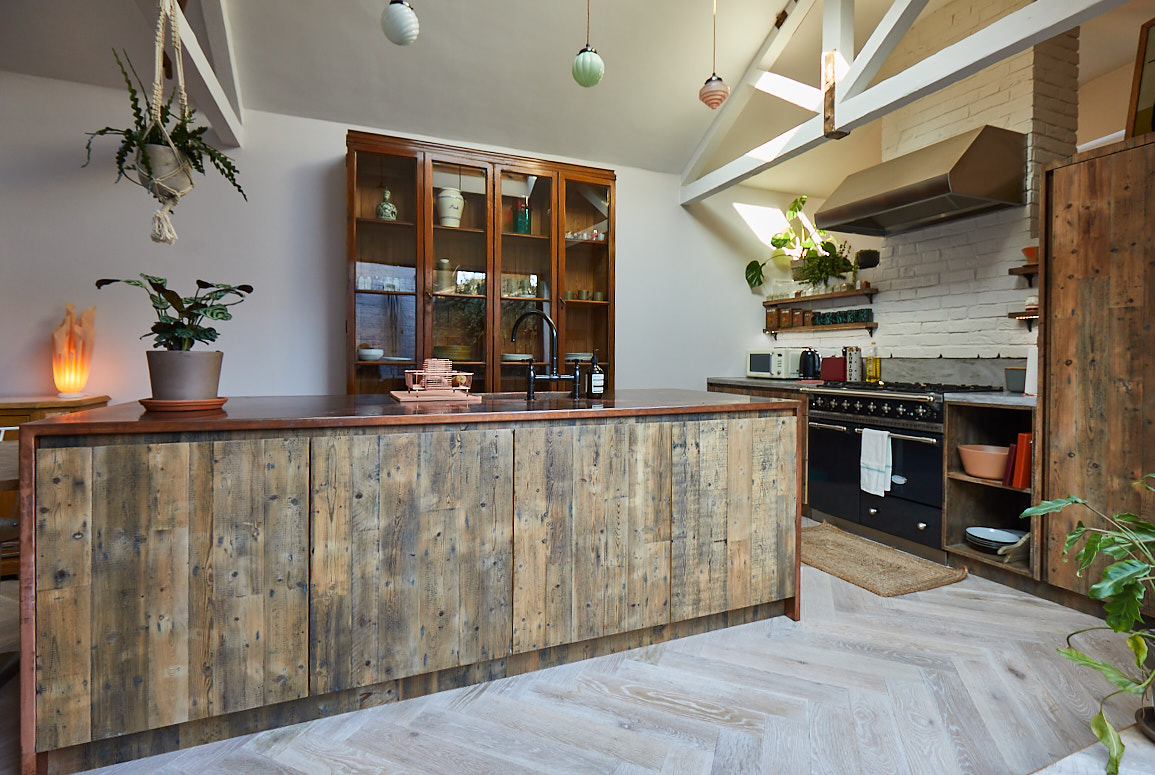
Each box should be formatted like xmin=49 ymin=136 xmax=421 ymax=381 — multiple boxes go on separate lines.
xmin=146 ymin=350 xmax=223 ymax=400
xmin=435 ymin=187 xmax=465 ymax=227
xmin=134 ymin=144 xmax=195 ymax=199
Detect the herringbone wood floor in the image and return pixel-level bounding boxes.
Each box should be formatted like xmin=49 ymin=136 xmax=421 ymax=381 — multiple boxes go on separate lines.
xmin=1 ymin=560 xmax=1150 ymax=774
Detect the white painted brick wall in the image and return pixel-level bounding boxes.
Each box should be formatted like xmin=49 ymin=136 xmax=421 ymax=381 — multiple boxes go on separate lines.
xmin=796 ymin=0 xmax=1077 ymax=361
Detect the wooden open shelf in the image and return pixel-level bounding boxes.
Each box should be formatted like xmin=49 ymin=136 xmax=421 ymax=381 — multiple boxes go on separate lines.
xmin=764 ymin=321 xmax=878 ymax=340
xmin=763 ymin=287 xmax=878 ymax=307
xmin=356 ymin=217 xmax=417 ymax=228
xmin=947 ymin=471 xmax=1030 ymax=493
xmin=947 ymin=542 xmax=1032 ymax=577
xmin=502 ymin=231 xmax=550 ymax=240
xmin=1008 ymin=264 xmax=1038 ymax=287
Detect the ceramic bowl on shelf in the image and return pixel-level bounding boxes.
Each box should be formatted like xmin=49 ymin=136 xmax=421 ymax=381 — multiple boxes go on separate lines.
xmin=501 ymin=353 xmax=533 ymax=362
xmin=357 ymin=348 xmax=384 ymax=361
xmin=957 ymin=444 xmax=1010 ymax=479
xmin=566 ymin=352 xmax=593 ymax=362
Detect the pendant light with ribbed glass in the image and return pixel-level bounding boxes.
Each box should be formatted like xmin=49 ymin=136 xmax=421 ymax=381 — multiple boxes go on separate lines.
xmin=572 ymin=0 xmax=604 ymax=87
xmin=381 ymin=0 xmax=419 ymax=46
xmin=699 ymin=0 xmax=729 ymax=108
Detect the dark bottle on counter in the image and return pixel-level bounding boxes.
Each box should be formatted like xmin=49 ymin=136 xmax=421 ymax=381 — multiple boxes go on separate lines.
xmin=587 ymin=349 xmax=604 ymax=397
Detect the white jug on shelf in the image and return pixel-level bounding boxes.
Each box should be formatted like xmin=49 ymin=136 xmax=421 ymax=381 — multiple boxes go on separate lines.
xmin=435 ymin=187 xmax=465 ymax=227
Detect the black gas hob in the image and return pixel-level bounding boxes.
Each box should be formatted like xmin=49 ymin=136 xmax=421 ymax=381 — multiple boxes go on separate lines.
xmin=802 ymin=381 xmax=997 ymax=430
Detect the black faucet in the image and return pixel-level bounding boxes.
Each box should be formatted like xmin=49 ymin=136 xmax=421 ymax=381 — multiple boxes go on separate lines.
xmin=510 ymin=310 xmax=580 ymax=400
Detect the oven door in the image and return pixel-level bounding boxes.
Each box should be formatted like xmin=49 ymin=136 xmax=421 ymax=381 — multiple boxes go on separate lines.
xmin=860 ymin=426 xmax=943 ymax=507
xmin=807 ymin=419 xmax=861 ymax=521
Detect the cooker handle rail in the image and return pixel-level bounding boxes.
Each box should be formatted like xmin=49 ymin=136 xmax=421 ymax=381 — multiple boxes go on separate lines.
xmin=853 ymin=427 xmax=939 ymax=446
xmin=808 ymin=421 xmax=851 ymax=433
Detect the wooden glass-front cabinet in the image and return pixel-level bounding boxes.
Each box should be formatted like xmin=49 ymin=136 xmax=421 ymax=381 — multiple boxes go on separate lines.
xmin=346 ymin=131 xmax=615 ymax=394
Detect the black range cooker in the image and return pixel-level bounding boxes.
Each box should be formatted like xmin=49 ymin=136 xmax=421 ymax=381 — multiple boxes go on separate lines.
xmin=802 ymin=381 xmax=995 ymax=549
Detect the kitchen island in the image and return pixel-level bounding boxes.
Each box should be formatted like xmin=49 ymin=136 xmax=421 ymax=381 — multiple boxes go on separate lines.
xmin=19 ymin=389 xmax=802 ymax=773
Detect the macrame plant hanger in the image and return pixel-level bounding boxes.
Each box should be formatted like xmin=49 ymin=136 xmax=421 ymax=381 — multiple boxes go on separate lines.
xmin=138 ymin=0 xmax=195 ymax=244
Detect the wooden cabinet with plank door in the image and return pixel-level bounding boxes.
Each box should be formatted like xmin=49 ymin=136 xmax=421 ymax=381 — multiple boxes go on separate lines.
xmin=559 ymin=172 xmax=615 ymax=390
xmin=1039 ymin=134 xmax=1155 ymax=596
xmin=512 ymin=421 xmax=672 ymax=653
xmin=669 ymin=415 xmax=798 ymax=621
xmin=309 ymin=427 xmax=514 ymax=692
xmin=33 ymin=438 xmax=309 ymax=751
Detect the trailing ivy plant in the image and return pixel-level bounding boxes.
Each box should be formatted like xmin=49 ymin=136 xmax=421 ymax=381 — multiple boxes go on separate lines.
xmin=96 ymin=274 xmax=253 ymax=351
xmin=83 ymin=49 xmax=246 ymax=199
xmin=1021 ymin=473 xmax=1155 ymax=775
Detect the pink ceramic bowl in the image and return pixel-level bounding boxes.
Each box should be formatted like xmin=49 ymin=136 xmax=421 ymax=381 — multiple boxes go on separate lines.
xmin=958 ymin=444 xmax=1010 ymax=479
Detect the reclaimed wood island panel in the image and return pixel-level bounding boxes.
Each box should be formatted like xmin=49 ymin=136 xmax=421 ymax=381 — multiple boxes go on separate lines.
xmin=19 ymin=389 xmax=802 ymax=773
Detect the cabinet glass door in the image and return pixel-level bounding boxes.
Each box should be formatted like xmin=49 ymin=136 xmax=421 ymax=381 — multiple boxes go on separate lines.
xmin=561 ymin=177 xmax=613 ymax=388
xmin=351 ymin=149 xmax=419 ymax=394
xmin=429 ymin=160 xmax=489 ymax=388
xmin=496 ymin=170 xmax=554 ymax=392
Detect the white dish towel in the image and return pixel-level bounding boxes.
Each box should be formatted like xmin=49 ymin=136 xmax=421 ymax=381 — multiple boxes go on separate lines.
xmin=860 ymin=428 xmax=892 ymax=497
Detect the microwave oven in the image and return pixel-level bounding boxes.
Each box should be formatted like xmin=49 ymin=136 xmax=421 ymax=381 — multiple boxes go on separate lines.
xmin=747 ymin=349 xmax=804 ymax=379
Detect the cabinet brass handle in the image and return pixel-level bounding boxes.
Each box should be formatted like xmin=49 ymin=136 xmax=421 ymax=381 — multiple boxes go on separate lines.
xmin=867 ymin=507 xmax=878 ymax=516
xmin=917 ymin=522 xmax=927 ymax=531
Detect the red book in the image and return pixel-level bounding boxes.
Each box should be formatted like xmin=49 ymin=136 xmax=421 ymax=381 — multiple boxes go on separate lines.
xmin=1011 ymin=432 xmax=1033 ymax=489
xmin=1002 ymin=442 xmax=1017 ymax=486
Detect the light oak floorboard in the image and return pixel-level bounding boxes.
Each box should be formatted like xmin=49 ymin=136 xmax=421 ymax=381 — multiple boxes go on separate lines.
xmin=3 ymin=566 xmax=1152 ymax=774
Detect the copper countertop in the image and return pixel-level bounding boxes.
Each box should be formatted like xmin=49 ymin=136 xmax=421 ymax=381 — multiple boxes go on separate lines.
xmin=21 ymin=389 xmax=801 ymax=438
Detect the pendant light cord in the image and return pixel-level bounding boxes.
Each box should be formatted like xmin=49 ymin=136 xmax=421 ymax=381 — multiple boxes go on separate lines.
xmin=586 ymin=0 xmax=591 ymax=46
xmin=712 ymin=0 xmax=718 ymax=75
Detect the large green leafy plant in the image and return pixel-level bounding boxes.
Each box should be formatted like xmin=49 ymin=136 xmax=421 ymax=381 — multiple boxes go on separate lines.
xmin=1022 ymin=473 xmax=1155 ymax=774
xmin=83 ymin=49 xmax=245 ymax=199
xmin=96 ymin=274 xmax=253 ymax=351
xmin=745 ymin=195 xmax=850 ymax=289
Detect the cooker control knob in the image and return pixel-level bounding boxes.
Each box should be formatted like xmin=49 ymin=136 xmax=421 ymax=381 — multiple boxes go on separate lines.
xmin=915 ymin=405 xmax=929 ymax=418
xmin=854 ymin=401 xmax=863 ymax=411
xmin=867 ymin=402 xmax=876 ymax=413
xmin=881 ymin=403 xmax=891 ymax=414
xmin=896 ymin=405 xmax=906 ymax=416
xmin=841 ymin=399 xmax=851 ymax=410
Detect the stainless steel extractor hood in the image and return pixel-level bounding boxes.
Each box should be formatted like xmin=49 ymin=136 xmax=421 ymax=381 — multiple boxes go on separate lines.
xmin=814 ymin=125 xmax=1026 ymax=236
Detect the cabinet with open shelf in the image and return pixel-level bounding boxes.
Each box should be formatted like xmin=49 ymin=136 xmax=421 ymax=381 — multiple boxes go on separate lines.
xmin=943 ymin=398 xmax=1038 ymax=578
xmin=347 ymin=131 xmax=614 ymax=395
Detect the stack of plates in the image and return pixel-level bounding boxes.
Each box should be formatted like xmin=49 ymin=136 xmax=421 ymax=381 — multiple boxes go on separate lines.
xmin=965 ymin=526 xmax=1028 ymax=554
xmin=501 ymin=353 xmax=533 ymax=362
xmin=566 ymin=352 xmax=593 ymax=362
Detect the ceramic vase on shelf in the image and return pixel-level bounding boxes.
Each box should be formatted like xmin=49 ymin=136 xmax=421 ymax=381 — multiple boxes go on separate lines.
xmin=376 ymin=188 xmax=398 ymax=221
xmin=436 ymin=187 xmax=465 ymax=227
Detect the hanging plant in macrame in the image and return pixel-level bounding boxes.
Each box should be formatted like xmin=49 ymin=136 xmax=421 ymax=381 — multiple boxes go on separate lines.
xmin=84 ymin=0 xmax=245 ymax=244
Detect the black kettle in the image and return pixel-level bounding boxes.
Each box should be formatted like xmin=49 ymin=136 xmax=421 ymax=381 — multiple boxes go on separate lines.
xmin=799 ymin=348 xmax=822 ymax=379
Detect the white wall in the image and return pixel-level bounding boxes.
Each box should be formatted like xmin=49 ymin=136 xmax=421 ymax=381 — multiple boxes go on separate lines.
xmin=0 ymin=71 xmax=768 ymax=402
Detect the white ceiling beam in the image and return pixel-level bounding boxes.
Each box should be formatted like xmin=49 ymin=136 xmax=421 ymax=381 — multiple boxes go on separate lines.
xmin=679 ymin=115 xmax=825 ymax=205
xmin=822 ymin=0 xmax=854 ymax=67
xmin=132 ymin=0 xmax=243 ymax=147
xmin=838 ymin=0 xmax=928 ymax=101
xmin=681 ymin=0 xmax=819 ymax=184
xmin=836 ymin=0 xmax=1132 ymax=132
xmin=821 ymin=0 xmax=854 ymax=137
xmin=197 ymin=0 xmax=244 ymax=121
xmin=753 ymin=72 xmax=822 ymax=111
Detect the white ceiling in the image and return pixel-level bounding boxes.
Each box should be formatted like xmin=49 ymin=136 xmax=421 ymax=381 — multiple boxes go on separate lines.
xmin=1 ymin=0 xmax=1153 ymax=195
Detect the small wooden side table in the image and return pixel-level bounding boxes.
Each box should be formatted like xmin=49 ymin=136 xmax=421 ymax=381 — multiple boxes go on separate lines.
xmin=0 ymin=395 xmax=110 ymax=578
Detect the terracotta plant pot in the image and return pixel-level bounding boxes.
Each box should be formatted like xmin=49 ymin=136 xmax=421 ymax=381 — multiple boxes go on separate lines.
xmin=146 ymin=350 xmax=223 ymax=400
